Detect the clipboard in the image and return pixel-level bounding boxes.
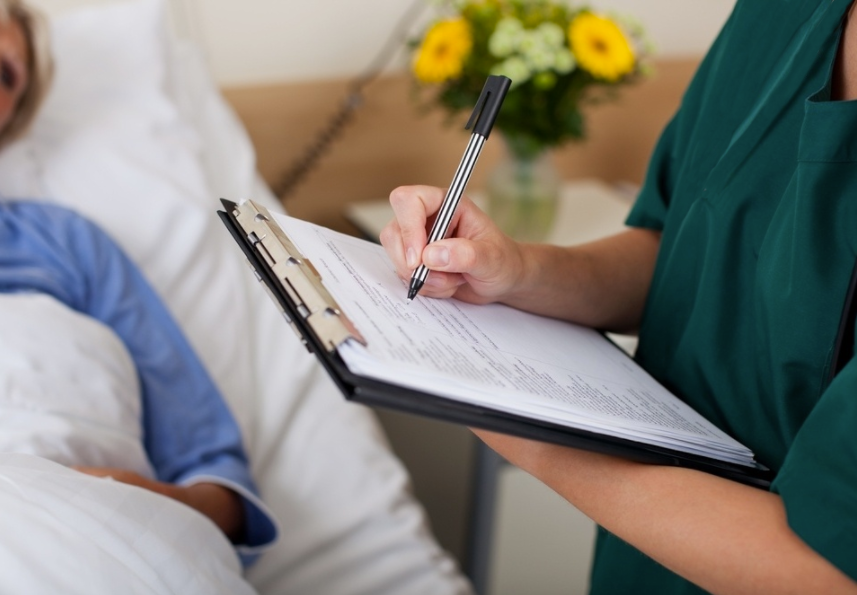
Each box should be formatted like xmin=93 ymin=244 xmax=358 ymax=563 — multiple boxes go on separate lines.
xmin=218 ymin=198 xmax=774 ymax=489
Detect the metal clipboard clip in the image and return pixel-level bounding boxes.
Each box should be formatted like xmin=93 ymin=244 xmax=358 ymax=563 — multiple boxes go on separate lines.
xmin=229 ymin=199 xmax=366 ymax=353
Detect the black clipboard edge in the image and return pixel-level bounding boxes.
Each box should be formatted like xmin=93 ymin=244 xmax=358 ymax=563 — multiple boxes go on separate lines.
xmin=218 ymin=201 xmax=773 ymax=490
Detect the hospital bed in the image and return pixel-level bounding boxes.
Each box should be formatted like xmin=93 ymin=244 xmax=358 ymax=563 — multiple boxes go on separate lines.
xmin=0 ymin=0 xmax=472 ymax=593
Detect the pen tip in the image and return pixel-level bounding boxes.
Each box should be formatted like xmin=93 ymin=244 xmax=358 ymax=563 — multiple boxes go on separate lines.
xmin=406 ymin=278 xmax=422 ymax=303
xmin=406 ymin=298 xmax=412 ymax=305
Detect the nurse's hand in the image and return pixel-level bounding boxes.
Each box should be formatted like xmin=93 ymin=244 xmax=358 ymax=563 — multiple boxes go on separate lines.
xmin=380 ymin=185 xmax=526 ymax=304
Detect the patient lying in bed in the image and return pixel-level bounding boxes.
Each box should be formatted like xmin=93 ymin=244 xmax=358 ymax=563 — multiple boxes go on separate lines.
xmin=0 ymin=200 xmax=278 ymax=559
xmin=0 ymin=290 xmax=266 ymax=592
xmin=0 ymin=0 xmax=274 ymax=573
xmin=0 ymin=1 xmax=476 ymax=593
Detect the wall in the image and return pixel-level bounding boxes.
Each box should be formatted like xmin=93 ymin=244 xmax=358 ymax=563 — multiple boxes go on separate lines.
xmin=191 ymin=0 xmax=736 ymax=235
xmin=222 ymin=60 xmax=699 ymax=234
xmin=180 ymin=0 xmax=736 ymax=86
xmin=32 ymin=0 xmax=736 ymax=85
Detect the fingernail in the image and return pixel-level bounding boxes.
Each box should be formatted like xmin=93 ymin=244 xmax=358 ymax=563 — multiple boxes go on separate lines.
xmin=424 ymin=246 xmax=449 ymax=267
xmin=424 ymin=273 xmax=444 ymax=287
xmin=406 ymin=247 xmax=418 ymax=269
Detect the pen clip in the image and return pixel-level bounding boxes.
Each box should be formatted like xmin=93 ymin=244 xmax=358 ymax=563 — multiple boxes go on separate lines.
xmin=464 ymin=75 xmax=512 ymax=139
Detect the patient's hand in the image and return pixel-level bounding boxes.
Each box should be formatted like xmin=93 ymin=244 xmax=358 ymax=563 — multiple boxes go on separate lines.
xmin=73 ymin=466 xmax=245 ymax=543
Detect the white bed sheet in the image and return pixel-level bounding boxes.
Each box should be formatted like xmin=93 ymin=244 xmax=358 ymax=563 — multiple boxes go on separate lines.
xmin=0 ymin=294 xmax=153 ymax=479
xmin=0 ymin=453 xmax=254 ymax=595
xmin=0 ymin=294 xmax=253 ymax=594
xmin=0 ymin=1 xmax=472 ymax=593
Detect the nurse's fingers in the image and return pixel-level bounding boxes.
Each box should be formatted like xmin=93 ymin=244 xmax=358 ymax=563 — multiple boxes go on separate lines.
xmin=379 ymin=216 xmax=410 ymax=280
xmin=380 ymin=218 xmax=469 ymax=300
xmin=418 ymin=231 xmax=525 ymax=303
xmin=420 ymin=269 xmax=469 ymax=300
xmin=387 ymin=185 xmax=447 ymax=269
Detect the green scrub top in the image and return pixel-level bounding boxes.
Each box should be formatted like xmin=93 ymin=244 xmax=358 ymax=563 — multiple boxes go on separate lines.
xmin=589 ymin=1 xmax=857 ymax=592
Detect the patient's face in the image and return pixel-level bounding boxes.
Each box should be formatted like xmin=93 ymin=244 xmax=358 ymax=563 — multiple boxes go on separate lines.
xmin=0 ymin=17 xmax=28 ymax=132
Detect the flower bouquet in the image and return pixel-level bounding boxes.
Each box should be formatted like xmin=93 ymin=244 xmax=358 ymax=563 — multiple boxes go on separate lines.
xmin=410 ymin=0 xmax=650 ymax=239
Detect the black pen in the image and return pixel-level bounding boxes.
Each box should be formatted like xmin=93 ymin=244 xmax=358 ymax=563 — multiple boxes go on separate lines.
xmin=406 ymin=75 xmax=511 ymax=303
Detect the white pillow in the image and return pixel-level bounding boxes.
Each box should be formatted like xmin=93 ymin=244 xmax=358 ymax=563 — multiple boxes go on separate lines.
xmin=0 ymin=1 xmax=473 ymax=593
xmin=0 ymin=0 xmax=261 ymax=439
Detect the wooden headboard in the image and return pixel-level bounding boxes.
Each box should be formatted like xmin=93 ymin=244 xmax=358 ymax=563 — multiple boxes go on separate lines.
xmin=222 ymin=59 xmax=699 ymax=234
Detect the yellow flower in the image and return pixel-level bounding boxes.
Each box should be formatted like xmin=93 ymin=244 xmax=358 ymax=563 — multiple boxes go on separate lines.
xmin=568 ymin=13 xmax=635 ymax=82
xmin=413 ymin=18 xmax=473 ymax=84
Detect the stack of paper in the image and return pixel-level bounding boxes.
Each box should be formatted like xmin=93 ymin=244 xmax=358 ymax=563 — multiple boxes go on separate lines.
xmin=274 ymin=212 xmax=757 ymax=469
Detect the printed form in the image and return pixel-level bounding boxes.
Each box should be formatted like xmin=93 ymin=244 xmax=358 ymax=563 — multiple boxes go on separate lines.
xmin=274 ymin=213 xmax=755 ymax=467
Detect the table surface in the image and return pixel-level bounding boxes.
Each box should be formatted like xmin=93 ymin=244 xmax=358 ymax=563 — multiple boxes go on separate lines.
xmin=344 ymin=178 xmax=636 ymax=245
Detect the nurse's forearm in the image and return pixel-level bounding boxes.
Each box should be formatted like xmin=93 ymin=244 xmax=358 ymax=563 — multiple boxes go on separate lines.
xmin=475 ymin=431 xmax=857 ymax=595
xmin=503 ymin=227 xmax=660 ymax=333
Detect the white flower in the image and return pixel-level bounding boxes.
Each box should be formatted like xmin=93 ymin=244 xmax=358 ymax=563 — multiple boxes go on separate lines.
xmin=490 ymin=15 xmax=578 ymax=82
xmin=495 ymin=16 xmax=524 ymax=36
xmin=553 ymin=49 xmax=575 ymax=74
xmin=489 ymin=17 xmax=524 ymax=58
xmin=522 ymin=38 xmax=556 ymax=71
xmin=535 ymin=22 xmax=565 ymax=48
xmin=491 ymin=56 xmax=531 ymax=87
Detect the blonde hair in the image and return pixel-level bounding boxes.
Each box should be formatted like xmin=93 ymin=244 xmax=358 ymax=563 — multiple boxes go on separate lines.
xmin=0 ymin=0 xmax=52 ymax=148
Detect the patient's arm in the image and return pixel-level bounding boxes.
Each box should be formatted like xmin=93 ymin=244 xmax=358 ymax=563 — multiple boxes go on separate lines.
xmin=74 ymin=466 xmax=245 ymax=542
xmin=24 ymin=204 xmax=279 ymax=555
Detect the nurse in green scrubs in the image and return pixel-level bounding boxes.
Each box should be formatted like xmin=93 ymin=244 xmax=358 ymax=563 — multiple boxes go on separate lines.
xmin=381 ymin=0 xmax=857 ymax=592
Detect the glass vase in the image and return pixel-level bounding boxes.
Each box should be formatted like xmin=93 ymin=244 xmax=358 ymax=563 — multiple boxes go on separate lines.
xmin=485 ymin=142 xmax=561 ymax=242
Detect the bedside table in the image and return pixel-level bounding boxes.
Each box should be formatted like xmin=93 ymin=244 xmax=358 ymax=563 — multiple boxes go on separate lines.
xmin=345 ymin=178 xmax=635 ymax=247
